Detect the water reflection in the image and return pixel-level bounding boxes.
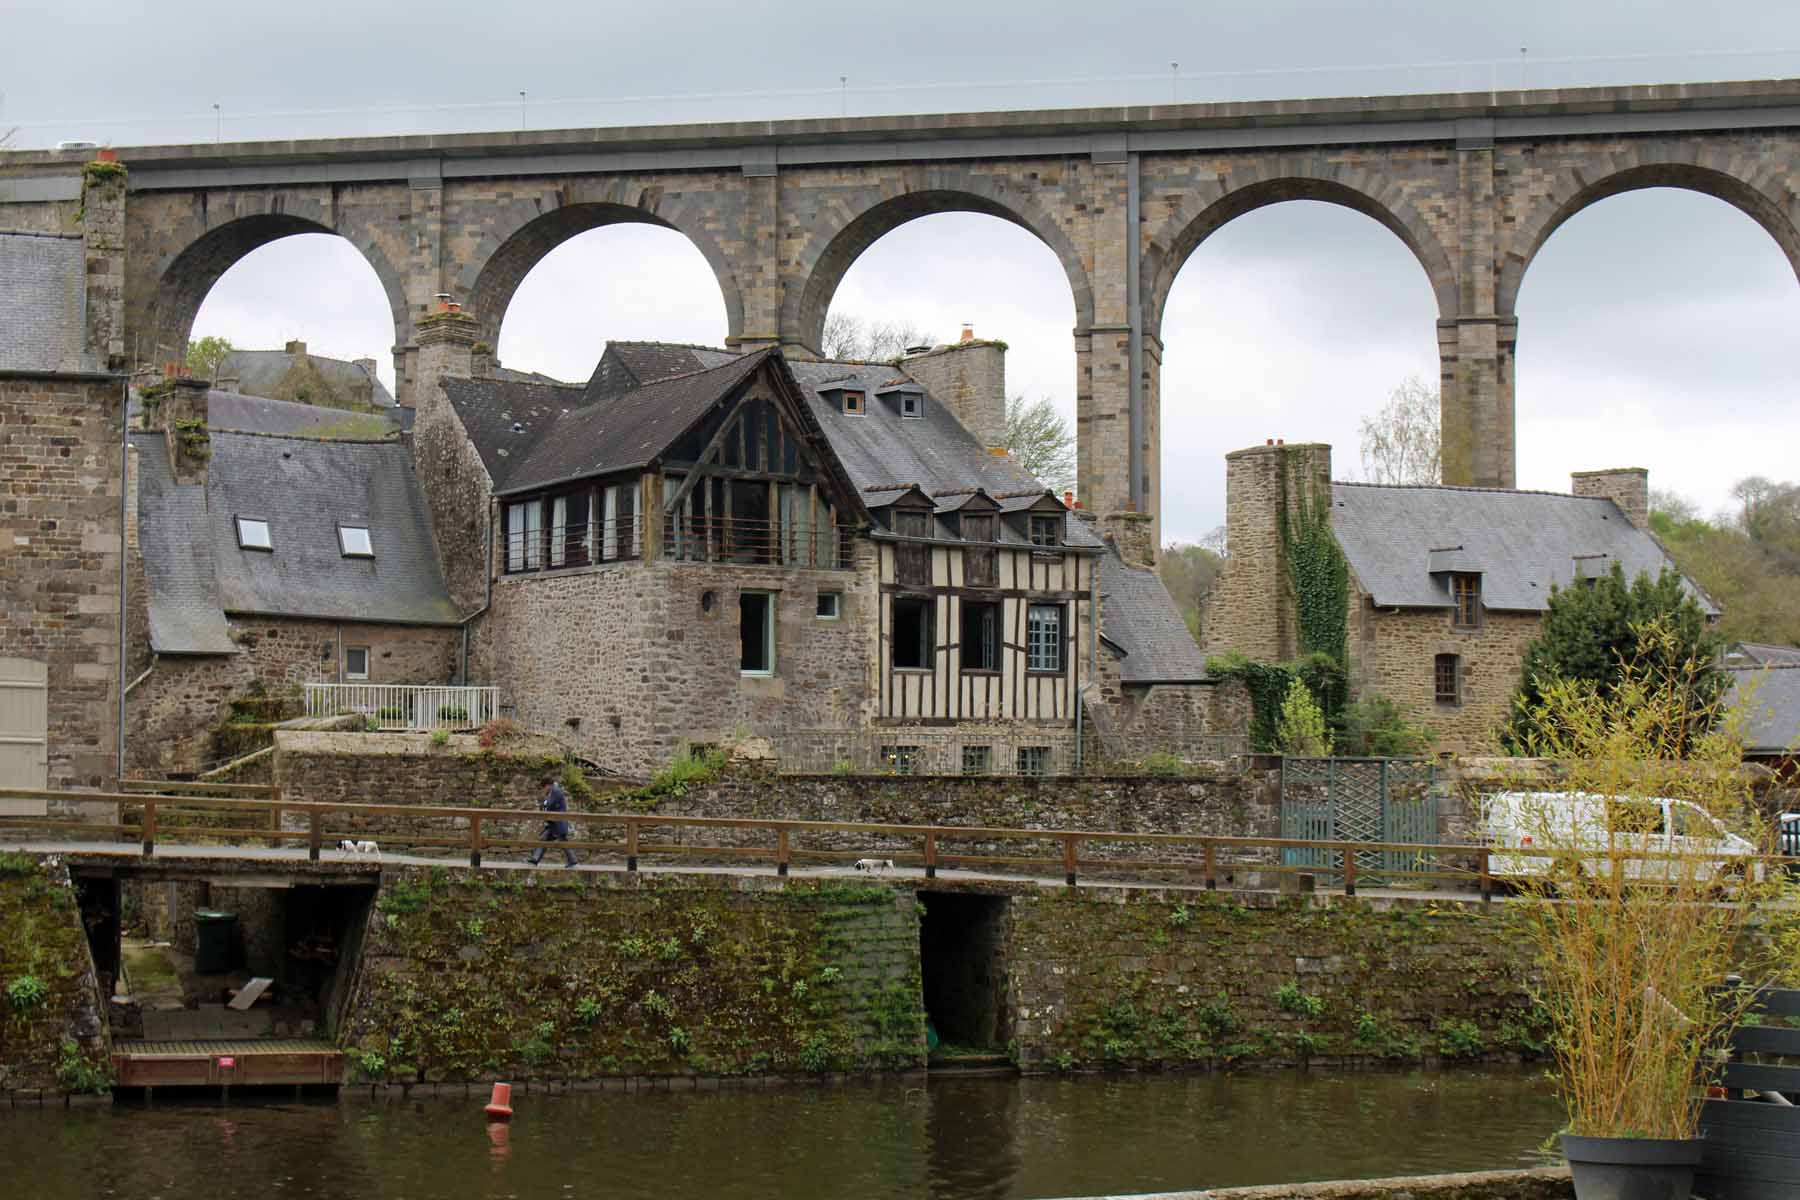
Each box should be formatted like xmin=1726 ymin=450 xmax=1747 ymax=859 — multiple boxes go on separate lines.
xmin=11 ymin=1067 xmax=1560 ymax=1200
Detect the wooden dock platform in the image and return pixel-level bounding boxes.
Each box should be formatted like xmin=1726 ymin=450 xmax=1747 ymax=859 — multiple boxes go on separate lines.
xmin=112 ymin=1038 xmax=343 ymax=1088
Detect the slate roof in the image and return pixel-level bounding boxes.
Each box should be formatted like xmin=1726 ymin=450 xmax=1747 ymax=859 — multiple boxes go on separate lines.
xmin=205 ymin=390 xmax=401 ymax=438
xmin=442 ymin=376 xmax=593 ymax=490
xmin=1725 ymin=664 xmax=1800 ymax=755
xmin=130 ymin=434 xmax=237 ymax=655
xmin=1098 ymin=544 xmax=1210 ymax=683
xmin=1329 ymin=482 xmax=1714 ymax=615
xmin=0 ymin=234 xmax=85 ymax=372
xmin=134 ymin=430 xmax=460 ymax=642
xmin=1727 ymin=642 xmax=1800 ymax=668
xmin=494 ymin=352 xmax=772 ymax=496
xmin=583 ymin=341 xmax=739 ymax=403
xmin=219 ymin=348 xmax=396 ymax=408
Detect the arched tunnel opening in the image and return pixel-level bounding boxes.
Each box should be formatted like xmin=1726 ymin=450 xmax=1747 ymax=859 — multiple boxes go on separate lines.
xmin=917 ymin=891 xmax=1010 ymax=1055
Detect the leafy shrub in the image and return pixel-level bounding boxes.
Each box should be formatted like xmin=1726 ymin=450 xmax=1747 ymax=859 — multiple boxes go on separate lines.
xmin=6 ymin=974 xmax=50 ymax=1011
xmin=1274 ymin=678 xmax=1331 ymax=757
xmin=1334 ymin=693 xmax=1435 ymax=757
xmin=437 ymin=705 xmax=469 ymax=722
xmin=375 ymin=705 xmax=406 ymax=721
xmin=476 ymin=717 xmax=524 ymax=749
xmin=1272 ymin=981 xmax=1324 ymax=1017
xmin=429 ymin=729 xmax=450 ymax=747
xmin=55 ymin=1040 xmax=112 ymax=1094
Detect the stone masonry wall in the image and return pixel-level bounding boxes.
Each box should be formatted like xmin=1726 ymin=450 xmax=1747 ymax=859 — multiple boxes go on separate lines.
xmin=0 ymin=372 xmax=124 ymax=788
xmin=125 ymin=617 xmax=459 ymax=777
xmin=0 ymin=856 xmax=111 ymax=1098
xmin=483 ymin=549 xmax=878 ymax=777
xmin=1087 ymin=642 xmax=1251 ymax=762
xmin=1003 ymin=889 xmax=1544 ymax=1072
xmin=339 ymin=870 xmax=924 ymax=1082
xmin=1200 ymin=442 xmax=1331 ymax=664
xmin=407 ymin=317 xmax=492 ymax=615
xmin=1348 ymin=585 xmax=1541 ymax=756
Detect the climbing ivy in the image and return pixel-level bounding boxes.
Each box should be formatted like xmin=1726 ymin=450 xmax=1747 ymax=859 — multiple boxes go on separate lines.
xmin=1274 ymin=447 xmax=1349 ymax=680
xmin=1207 ymin=651 xmax=1345 ymax=753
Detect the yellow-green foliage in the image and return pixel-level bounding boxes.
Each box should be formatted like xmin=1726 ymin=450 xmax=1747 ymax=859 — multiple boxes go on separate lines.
xmin=1497 ymin=619 xmax=1800 ymax=1140
xmin=1275 ymin=677 xmax=1331 ymax=757
xmin=348 ymin=873 xmax=924 ymax=1081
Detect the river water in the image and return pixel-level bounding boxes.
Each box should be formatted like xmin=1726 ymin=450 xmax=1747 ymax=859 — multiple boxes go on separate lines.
xmin=9 ymin=1067 xmax=1560 ymax=1199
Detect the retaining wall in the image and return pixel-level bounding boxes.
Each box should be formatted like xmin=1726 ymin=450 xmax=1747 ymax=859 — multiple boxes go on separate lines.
xmin=0 ymin=856 xmax=111 ymax=1101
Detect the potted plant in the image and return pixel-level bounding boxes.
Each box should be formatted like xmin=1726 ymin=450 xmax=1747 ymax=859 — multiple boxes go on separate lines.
xmin=1497 ymin=621 xmax=1791 ymax=1200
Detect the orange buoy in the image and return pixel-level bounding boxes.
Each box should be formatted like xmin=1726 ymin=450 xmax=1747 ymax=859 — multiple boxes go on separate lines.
xmin=484 ymin=1081 xmax=514 ymax=1121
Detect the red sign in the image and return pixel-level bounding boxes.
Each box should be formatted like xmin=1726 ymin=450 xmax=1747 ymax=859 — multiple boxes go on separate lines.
xmin=217 ymin=1056 xmax=236 ymax=1069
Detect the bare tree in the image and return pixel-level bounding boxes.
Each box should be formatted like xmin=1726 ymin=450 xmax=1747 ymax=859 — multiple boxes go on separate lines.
xmin=821 ymin=313 xmax=936 ymax=362
xmin=1004 ymin=394 xmax=1076 ymax=494
xmin=1358 ymin=375 xmax=1441 ymax=485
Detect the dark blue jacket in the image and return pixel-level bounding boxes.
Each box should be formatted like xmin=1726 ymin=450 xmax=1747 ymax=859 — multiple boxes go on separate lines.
xmin=541 ymin=782 xmax=569 ymax=835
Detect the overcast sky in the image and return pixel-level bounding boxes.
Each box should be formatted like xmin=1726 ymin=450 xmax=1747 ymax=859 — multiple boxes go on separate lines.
xmin=9 ymin=1 xmax=1799 ymax=543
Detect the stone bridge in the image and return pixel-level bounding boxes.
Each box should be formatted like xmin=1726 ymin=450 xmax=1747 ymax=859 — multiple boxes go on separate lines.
xmin=4 ymin=78 xmax=1800 ymax=531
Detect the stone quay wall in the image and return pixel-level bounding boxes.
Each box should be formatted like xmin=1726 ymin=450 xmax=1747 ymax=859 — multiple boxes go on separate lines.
xmin=1002 ymin=889 xmax=1544 ymax=1073
xmin=0 ymin=857 xmax=111 ymax=1101
xmin=339 ymin=870 xmax=925 ymax=1083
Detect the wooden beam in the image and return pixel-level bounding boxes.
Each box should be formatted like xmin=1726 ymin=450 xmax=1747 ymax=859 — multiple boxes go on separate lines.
xmin=663 ymin=395 xmax=750 ymax=516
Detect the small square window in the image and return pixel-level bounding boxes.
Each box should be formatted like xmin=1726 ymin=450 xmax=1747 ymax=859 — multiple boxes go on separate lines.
xmin=344 ymin=646 xmax=370 ymax=681
xmin=1030 ymin=515 xmax=1061 ymax=547
xmin=899 ymin=393 xmax=923 ymax=419
xmin=843 ymin=390 xmax=866 ymax=416
xmin=338 ymin=525 xmax=373 ymax=557
xmin=1016 ymin=746 xmax=1050 ymax=776
xmin=961 ymin=745 xmax=991 ymax=775
xmin=816 ymin=591 xmax=841 ymax=619
xmin=881 ymin=745 xmax=921 ymax=775
xmin=235 ymin=517 xmax=272 ymax=551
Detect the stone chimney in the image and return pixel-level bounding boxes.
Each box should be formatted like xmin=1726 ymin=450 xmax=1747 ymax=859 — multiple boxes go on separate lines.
xmin=410 ymin=312 xmax=479 ymax=415
xmin=900 ymin=333 xmax=1006 ymax=452
xmin=1200 ymin=441 xmax=1333 ymax=662
xmin=284 ymin=339 xmax=307 ymax=359
xmin=1571 ymin=468 xmax=1649 ymax=528
xmin=1102 ymin=511 xmax=1157 ymax=569
xmin=354 ymin=356 xmax=379 ymax=379
xmin=215 ymin=368 xmax=240 ymax=393
xmin=143 ymin=376 xmax=213 ymax=486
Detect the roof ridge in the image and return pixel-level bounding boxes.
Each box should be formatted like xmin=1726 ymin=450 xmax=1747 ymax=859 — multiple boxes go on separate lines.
xmin=618 ymin=346 xmax=771 ymax=391
xmin=209 ymin=428 xmax=399 ymax=445
xmin=1333 ymin=479 xmax=1602 ymax=500
xmin=1727 ymin=661 xmax=1800 ymax=671
xmin=609 ymin=339 xmax=738 ymax=355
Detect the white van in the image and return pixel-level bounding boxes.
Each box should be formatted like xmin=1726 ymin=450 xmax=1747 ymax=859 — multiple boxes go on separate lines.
xmin=1480 ymin=791 xmax=1761 ymax=883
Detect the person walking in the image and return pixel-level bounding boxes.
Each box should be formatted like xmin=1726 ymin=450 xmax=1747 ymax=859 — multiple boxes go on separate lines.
xmin=528 ymin=773 xmax=578 ymax=867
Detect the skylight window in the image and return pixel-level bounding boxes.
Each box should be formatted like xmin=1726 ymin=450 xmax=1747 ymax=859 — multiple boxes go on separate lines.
xmin=339 ymin=525 xmax=374 ymax=558
xmin=235 ymin=517 xmax=272 ymax=551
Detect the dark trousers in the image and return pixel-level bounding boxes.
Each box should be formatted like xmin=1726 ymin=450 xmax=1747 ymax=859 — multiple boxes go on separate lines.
xmin=529 ymin=820 xmax=576 ymax=867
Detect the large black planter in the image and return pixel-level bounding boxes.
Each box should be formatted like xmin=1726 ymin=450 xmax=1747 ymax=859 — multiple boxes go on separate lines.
xmin=1562 ymin=1134 xmax=1702 ymax=1200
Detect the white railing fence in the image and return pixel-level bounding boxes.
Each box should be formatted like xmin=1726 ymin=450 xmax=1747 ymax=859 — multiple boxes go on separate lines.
xmin=303 ymin=683 xmax=499 ymax=732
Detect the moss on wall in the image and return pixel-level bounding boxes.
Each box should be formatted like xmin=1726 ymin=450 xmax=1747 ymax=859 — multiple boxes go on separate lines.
xmin=339 ymin=870 xmax=925 ymax=1082
xmin=1006 ymin=890 xmax=1547 ymax=1072
xmin=0 ymin=856 xmax=112 ymax=1095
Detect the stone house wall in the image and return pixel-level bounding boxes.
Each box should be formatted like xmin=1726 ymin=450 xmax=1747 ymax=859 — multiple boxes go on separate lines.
xmin=0 ymin=372 xmax=124 ymax=789
xmin=481 ymin=544 xmax=878 ymax=777
xmin=125 ymin=617 xmax=459 ymax=777
xmin=1086 ymin=640 xmax=1251 ymax=762
xmin=407 ymin=316 xmax=494 ymax=615
xmin=1199 ymin=442 xmax=1331 ymax=664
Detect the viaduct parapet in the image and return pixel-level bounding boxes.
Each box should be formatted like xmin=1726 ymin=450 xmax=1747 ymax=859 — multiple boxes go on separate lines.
xmin=5 ymin=78 xmax=1800 ymax=540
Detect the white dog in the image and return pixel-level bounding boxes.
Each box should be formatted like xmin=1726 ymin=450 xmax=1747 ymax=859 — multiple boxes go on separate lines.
xmin=853 ymin=858 xmax=894 ymax=874
xmin=338 ymin=839 xmax=381 ymax=859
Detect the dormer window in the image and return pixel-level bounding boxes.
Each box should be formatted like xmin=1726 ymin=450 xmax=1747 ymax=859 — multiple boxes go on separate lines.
xmin=236 ymin=517 xmax=272 ymax=551
xmin=899 ymin=393 xmax=922 ymax=419
xmin=338 ymin=525 xmax=373 ymax=558
xmin=843 ymin=390 xmax=866 ymax=416
xmin=1451 ymin=573 xmax=1481 ymax=629
xmin=1029 ymin=515 xmax=1061 ymax=548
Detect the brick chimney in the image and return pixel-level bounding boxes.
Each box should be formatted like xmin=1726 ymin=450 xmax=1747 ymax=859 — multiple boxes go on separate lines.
xmin=1200 ymin=440 xmax=1333 ymax=661
xmin=1571 ymin=468 xmax=1649 ymax=528
xmin=900 ymin=332 xmax=1006 ymax=452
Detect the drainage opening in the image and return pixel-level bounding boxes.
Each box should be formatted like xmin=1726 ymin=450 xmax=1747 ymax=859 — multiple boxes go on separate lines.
xmin=917 ymin=891 xmax=1009 ymax=1056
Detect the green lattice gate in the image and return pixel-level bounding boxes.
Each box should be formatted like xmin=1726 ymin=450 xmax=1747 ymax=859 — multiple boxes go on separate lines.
xmin=1280 ymin=757 xmax=1436 ymax=884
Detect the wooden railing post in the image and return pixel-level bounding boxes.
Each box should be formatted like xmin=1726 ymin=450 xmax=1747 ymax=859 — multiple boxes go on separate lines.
xmin=308 ymin=810 xmax=322 ymax=862
xmin=469 ymin=813 xmax=484 ymax=869
xmin=1062 ymin=835 xmax=1078 ymax=888
xmin=776 ymin=828 xmax=790 ymax=877
xmin=141 ymin=798 xmax=156 ymax=858
xmin=1343 ymin=848 xmax=1357 ymax=897
xmin=1478 ymin=847 xmax=1492 ymax=902
xmin=626 ymin=819 xmax=639 ymax=872
xmin=1203 ymin=841 xmax=1217 ymax=891
xmin=923 ymin=831 xmax=938 ymax=880
xmin=268 ymin=787 xmax=282 ymax=842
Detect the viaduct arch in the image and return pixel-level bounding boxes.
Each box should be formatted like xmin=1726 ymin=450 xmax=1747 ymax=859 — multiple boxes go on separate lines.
xmin=9 ymin=77 xmax=1800 ymax=544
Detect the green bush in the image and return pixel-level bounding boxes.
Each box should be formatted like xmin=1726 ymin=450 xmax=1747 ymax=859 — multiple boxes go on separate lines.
xmin=55 ymin=1040 xmax=112 ymax=1094
xmin=429 ymin=729 xmax=450 ymax=747
xmin=437 ymin=705 xmax=469 ymax=722
xmin=1274 ymin=678 xmax=1331 ymax=757
xmin=375 ymin=705 xmax=406 ymax=721
xmin=6 ymin=974 xmax=50 ymax=1011
xmin=1334 ymin=693 xmax=1436 ymax=757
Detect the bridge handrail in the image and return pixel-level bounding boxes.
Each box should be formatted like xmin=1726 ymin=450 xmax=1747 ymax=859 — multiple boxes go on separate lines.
xmin=0 ymin=787 xmax=1792 ymax=898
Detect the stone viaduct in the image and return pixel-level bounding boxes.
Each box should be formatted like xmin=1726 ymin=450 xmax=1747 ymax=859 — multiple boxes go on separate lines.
xmin=5 ymin=78 xmax=1800 ymax=537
